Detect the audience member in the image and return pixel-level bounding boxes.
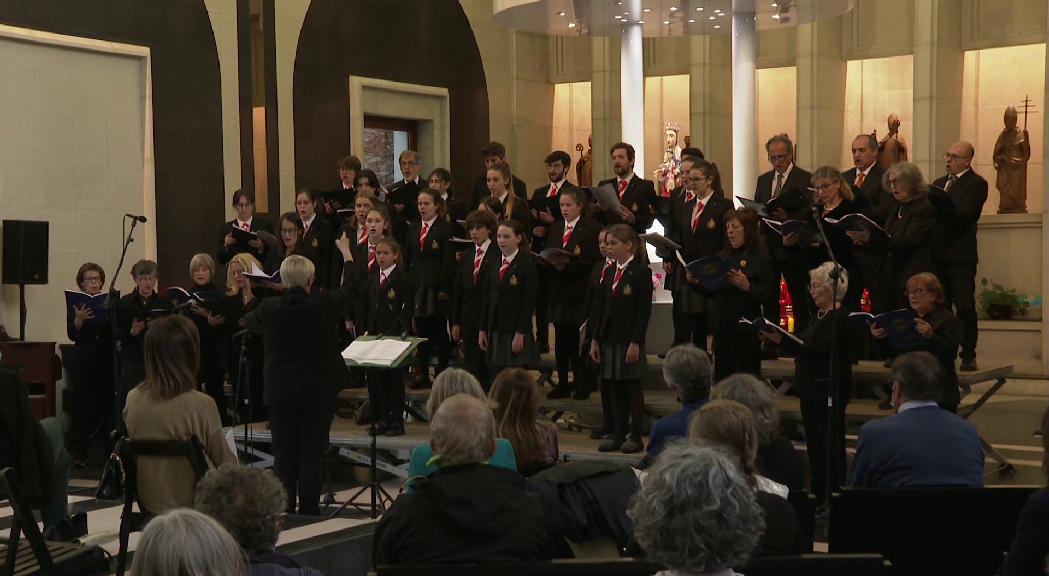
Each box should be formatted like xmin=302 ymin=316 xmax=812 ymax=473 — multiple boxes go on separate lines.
xmin=690 ymin=400 xmax=805 ymax=555
xmin=490 ymin=368 xmax=559 ymax=477
xmin=373 ymin=395 xmax=551 ymax=565
xmin=644 ymin=344 xmax=711 ymax=463
xmin=712 ymin=373 xmax=806 ymax=491
xmin=629 ymin=444 xmax=764 ymax=575
xmin=195 ymin=464 xmax=323 ymax=576
xmin=122 ymin=315 xmax=235 ymax=513
xmin=849 ymin=351 xmax=984 ymax=488
xmin=133 ymin=508 xmax=243 ymax=576
xmin=406 ymin=368 xmax=517 ymax=489
xmin=1002 ymin=405 xmax=1049 ymax=576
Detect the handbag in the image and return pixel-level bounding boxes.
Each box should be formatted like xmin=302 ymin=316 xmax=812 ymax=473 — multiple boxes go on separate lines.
xmin=95 ymin=438 xmax=126 ymax=500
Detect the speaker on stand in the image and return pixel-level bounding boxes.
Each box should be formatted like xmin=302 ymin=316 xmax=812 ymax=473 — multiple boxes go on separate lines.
xmin=2 ymin=220 xmax=50 ymax=340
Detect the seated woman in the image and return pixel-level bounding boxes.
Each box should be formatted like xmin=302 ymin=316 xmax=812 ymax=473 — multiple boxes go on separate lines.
xmin=871 ymin=272 xmax=963 ymax=412
xmin=629 ymin=443 xmax=764 ymax=575
xmin=489 ymin=368 xmax=559 ymax=477
xmin=1002 ymin=405 xmax=1049 ymax=576
xmin=690 ymin=400 xmax=805 ymax=556
xmin=643 ymin=344 xmax=712 ymax=464
xmin=123 ymin=315 xmax=236 ymax=513
xmin=712 ymin=373 xmax=806 ymax=492
xmin=406 ymin=368 xmax=517 ymax=490
xmin=133 ymin=508 xmax=242 ymax=576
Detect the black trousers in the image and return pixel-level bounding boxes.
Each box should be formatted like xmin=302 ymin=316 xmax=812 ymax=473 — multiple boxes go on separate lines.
xmin=268 ymin=407 xmax=334 ymax=515
xmin=672 ymin=310 xmax=708 ymax=351
xmin=800 ymin=390 xmax=847 ymax=502
xmin=553 ymin=323 xmax=588 ymax=393
xmin=69 ymin=361 xmax=113 ymax=454
xmin=367 ymin=368 xmax=405 ymax=425
xmin=937 ymin=261 xmax=978 ymax=360
xmin=713 ymin=329 xmax=761 ymax=381
xmin=199 ymin=367 xmax=230 ymax=427
xmin=415 ymin=315 xmax=450 ymax=378
xmin=460 ymin=328 xmax=491 ymax=391
xmin=609 ymin=379 xmax=644 ymax=443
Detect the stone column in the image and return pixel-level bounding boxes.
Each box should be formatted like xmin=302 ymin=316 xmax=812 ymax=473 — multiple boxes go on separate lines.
xmin=689 ymin=35 xmax=733 ymax=190
xmin=591 ymin=35 xmax=621 ymax=180
xmin=621 ymin=0 xmax=645 ymax=174
xmin=795 ymin=16 xmax=846 ymax=171
xmin=732 ymin=1 xmax=757 ymax=199
xmin=912 ymin=0 xmax=963 ymax=180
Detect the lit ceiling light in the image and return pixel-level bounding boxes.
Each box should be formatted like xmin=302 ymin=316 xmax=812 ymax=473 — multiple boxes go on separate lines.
xmin=688 ymin=18 xmax=696 ymax=22
xmin=638 ymin=19 xmax=646 ymax=23
xmin=558 ymin=11 xmax=565 ymax=16
xmin=771 ymin=2 xmax=778 ymax=6
xmin=568 ymin=21 xmax=576 ymax=27
xmin=714 ymin=24 xmax=721 ymax=28
xmin=662 ymin=20 xmax=670 ymax=24
xmin=697 ymin=6 xmax=704 ymax=11
xmin=708 ymin=15 xmax=715 ymax=19
xmin=670 ymin=6 xmax=678 ymax=11
xmin=771 ymin=13 xmax=780 ymax=19
xmin=623 ymin=11 xmax=629 ymax=15
xmin=643 ymin=7 xmax=652 ymax=12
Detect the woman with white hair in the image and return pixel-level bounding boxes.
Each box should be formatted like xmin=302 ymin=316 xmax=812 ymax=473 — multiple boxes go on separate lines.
xmin=133 ymin=508 xmax=243 ymax=576
xmin=642 ymin=344 xmax=712 ymax=464
xmin=629 ymin=443 xmax=764 ymax=575
xmin=761 ymin=261 xmax=856 ymax=504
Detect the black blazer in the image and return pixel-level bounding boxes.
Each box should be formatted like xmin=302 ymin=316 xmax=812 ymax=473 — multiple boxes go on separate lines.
xmin=358 ymin=265 xmax=415 ymax=337
xmin=529 ymin=180 xmax=578 ymax=249
xmin=665 ymin=191 xmax=732 ymax=292
xmin=590 ymin=258 xmax=653 ymax=345
xmin=872 ymin=197 xmax=938 ymax=298
xmin=302 ymin=216 xmax=336 ymax=288
xmin=450 ymin=242 xmax=501 ymax=333
xmin=597 ymin=175 xmax=657 ymax=232
xmin=243 ymin=262 xmax=354 ymax=411
xmin=498 ymin=193 xmax=532 ymax=231
xmin=115 ymin=291 xmax=173 ymax=365
xmin=931 ymin=170 xmax=989 ymax=264
xmin=218 ymin=217 xmax=275 ymax=265
xmin=406 ymin=218 xmax=456 ymax=314
xmin=842 ymin=164 xmax=891 ymax=223
xmin=545 ymin=218 xmax=601 ymax=311
xmin=479 ymin=252 xmax=538 ymax=336
xmin=883 ymin=305 xmax=963 ymax=407
xmin=471 ymin=174 xmax=528 ymax=212
xmin=754 ymin=166 xmax=813 ymax=218
xmin=388 ymin=178 xmax=422 ymax=225
xmin=714 ymin=248 xmax=775 ymax=331
xmin=67 ymin=300 xmax=113 ymax=371
xmin=778 ymin=307 xmax=855 ymax=400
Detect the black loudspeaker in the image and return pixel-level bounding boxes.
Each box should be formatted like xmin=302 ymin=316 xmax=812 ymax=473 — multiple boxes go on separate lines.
xmin=2 ymin=220 xmax=49 ymax=285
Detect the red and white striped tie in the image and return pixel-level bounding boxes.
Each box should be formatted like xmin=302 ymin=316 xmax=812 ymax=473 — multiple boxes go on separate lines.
xmin=599 ymin=260 xmax=612 ymax=283
xmin=562 ymin=225 xmax=574 ymax=248
xmin=499 ymin=258 xmax=511 ymax=280
xmin=473 ymin=248 xmax=485 ymax=285
xmin=241 ymin=222 xmax=250 ymax=231
xmin=611 ymin=266 xmax=624 ymax=292
xmin=548 ymin=182 xmax=559 ymax=198
xmin=358 ymin=229 xmax=368 ymax=246
xmin=380 ymin=271 xmax=389 ymax=289
xmin=368 ymin=245 xmax=376 ymax=272
xmin=692 ymin=200 xmax=705 ymax=232
xmin=419 ymin=222 xmax=430 ymax=250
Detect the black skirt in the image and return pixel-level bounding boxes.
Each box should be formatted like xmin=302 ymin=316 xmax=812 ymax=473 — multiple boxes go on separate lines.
xmin=600 ymin=342 xmax=647 ymax=380
xmin=488 ymin=331 xmax=539 ymax=367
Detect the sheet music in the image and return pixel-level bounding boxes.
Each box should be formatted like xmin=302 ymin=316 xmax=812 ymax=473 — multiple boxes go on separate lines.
xmin=342 ymin=338 xmax=413 ymax=366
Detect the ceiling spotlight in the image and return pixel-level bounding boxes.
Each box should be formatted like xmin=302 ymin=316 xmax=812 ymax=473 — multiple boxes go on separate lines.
xmin=714 ymin=24 xmax=721 ymax=28
xmin=771 ymin=13 xmax=780 ymax=19
xmin=638 ymin=19 xmax=646 ymax=23
xmin=670 ymin=6 xmax=678 ymax=10
xmin=697 ymin=6 xmax=704 ymax=10
xmin=623 ymin=11 xmax=629 ymax=15
xmin=771 ymin=2 xmax=778 ymax=6
xmin=558 ymin=11 xmax=565 ymax=16
xmin=688 ymin=18 xmax=696 ymax=22
xmin=568 ymin=21 xmax=576 ymax=27
xmin=662 ymin=20 xmax=670 ymax=24
xmin=643 ymin=7 xmax=651 ymax=12
xmin=708 ymin=15 xmax=715 ymax=19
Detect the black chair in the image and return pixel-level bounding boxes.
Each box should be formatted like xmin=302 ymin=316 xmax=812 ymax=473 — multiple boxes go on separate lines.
xmin=829 ymin=486 xmax=1038 ymax=576
xmin=787 ymin=489 xmax=816 ymax=553
xmin=743 ymin=553 xmax=890 ymax=576
xmin=1 ymin=468 xmax=108 ymax=576
xmin=114 ymin=436 xmax=209 ymax=576
xmin=374 ymin=558 xmax=662 ymax=576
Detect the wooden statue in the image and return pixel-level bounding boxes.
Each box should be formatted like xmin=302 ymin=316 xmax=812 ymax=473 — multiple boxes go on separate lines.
xmin=877 ymin=113 xmax=908 ymax=168
xmin=653 ymin=123 xmax=683 ymax=198
xmin=993 ymin=104 xmax=1031 ymax=214
xmin=575 ymin=134 xmax=593 ymax=187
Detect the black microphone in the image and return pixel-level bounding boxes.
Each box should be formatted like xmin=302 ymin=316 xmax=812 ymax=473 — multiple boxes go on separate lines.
xmin=125 ymin=214 xmax=148 ymax=223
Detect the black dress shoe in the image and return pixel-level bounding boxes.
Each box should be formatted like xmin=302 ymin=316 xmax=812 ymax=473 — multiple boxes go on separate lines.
xmin=598 ymin=438 xmax=623 ymax=452
xmin=385 ymin=422 xmax=405 ymax=436
xmin=546 ymin=387 xmax=572 ymax=400
xmin=960 ymin=358 xmax=978 ymax=372
xmin=590 ymin=427 xmax=610 ymax=440
xmin=371 ymin=422 xmax=388 ymax=436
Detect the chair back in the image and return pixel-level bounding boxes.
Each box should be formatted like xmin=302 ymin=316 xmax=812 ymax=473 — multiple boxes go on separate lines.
xmin=1 ymin=467 xmax=54 ymax=575
xmin=829 ymin=486 xmax=1038 ymax=575
xmin=787 ymin=489 xmax=816 ymax=553
xmin=743 ymin=553 xmax=890 ymax=576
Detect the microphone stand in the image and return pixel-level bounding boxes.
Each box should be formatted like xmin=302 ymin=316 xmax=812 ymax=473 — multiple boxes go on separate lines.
xmin=811 ymin=201 xmax=844 ymax=509
xmin=232 ymin=329 xmax=255 ymax=466
xmin=105 ymin=216 xmax=140 ymax=436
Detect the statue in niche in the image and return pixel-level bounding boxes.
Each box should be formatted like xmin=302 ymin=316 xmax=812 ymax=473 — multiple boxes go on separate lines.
xmin=575 ymin=135 xmax=593 ymax=187
xmin=877 ymin=113 xmax=908 ymax=168
xmin=993 ymin=105 xmax=1031 ymax=214
xmin=653 ymin=123 xmax=683 ymax=197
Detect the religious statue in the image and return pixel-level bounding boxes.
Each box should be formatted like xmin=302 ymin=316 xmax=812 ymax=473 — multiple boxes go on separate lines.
xmin=575 ymin=135 xmax=593 ymax=187
xmin=877 ymin=113 xmax=908 ymax=169
xmin=653 ymin=123 xmax=683 ymax=197
xmin=993 ymin=105 xmax=1031 ymax=214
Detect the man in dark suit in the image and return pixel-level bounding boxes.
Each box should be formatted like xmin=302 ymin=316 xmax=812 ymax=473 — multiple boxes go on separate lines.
xmin=849 ymin=351 xmax=984 ymax=488
xmin=530 ymin=150 xmax=576 ymax=353
xmin=218 ymin=189 xmax=276 ymax=266
xmin=931 ymin=141 xmax=987 ymax=371
xmin=842 ymin=134 xmax=888 ymax=311
xmin=388 ymin=150 xmax=424 ymax=230
xmin=753 ymin=134 xmax=812 ymax=332
xmin=596 ymin=142 xmax=657 ymax=234
xmin=470 ymin=142 xmax=528 ymax=211
xmin=243 ymin=238 xmax=355 ymax=515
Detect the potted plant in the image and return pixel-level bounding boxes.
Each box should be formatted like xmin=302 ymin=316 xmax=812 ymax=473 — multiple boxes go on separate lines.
xmin=978 ymin=278 xmax=1030 ymax=320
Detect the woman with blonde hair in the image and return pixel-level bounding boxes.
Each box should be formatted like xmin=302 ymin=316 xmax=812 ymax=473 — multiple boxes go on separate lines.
xmin=123 ymin=316 xmax=236 ymax=513
xmin=184 ymin=253 xmax=229 ymax=426
xmin=405 ymin=368 xmax=517 ymax=490
xmin=133 ymin=508 xmax=243 ymax=576
xmin=224 ymin=251 xmax=271 ymax=423
xmin=489 ymin=368 xmax=558 ymax=477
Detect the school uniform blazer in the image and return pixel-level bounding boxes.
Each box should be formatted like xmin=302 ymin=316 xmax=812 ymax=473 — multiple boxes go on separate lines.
xmin=217 ymin=216 xmax=276 ymax=265
xmin=930 ymin=170 xmax=989 ymax=264
xmin=358 ymin=266 xmax=415 ymax=337
xmin=665 ymin=191 xmax=731 ymax=261
xmin=546 ymin=218 xmax=601 ymax=308
xmin=582 ymin=260 xmax=614 ymax=342
xmin=450 ymin=243 xmax=501 ymax=333
xmin=597 ymin=175 xmax=657 ymax=232
xmin=479 ymin=252 xmax=538 ymax=336
xmin=405 ymin=218 xmax=456 ymax=298
xmin=842 ymin=164 xmax=890 ymax=223
xmin=302 ymin=216 xmax=336 ymax=288
xmin=530 ymin=180 xmax=579 ymax=219
xmin=589 ymin=259 xmax=653 ymax=345
xmin=242 ymin=262 xmax=354 ymax=411
xmin=500 ymin=193 xmax=533 ymax=231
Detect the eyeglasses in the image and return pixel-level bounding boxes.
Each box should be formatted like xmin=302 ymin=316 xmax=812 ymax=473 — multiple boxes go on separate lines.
xmin=813 ymin=182 xmax=836 ymax=191
xmin=905 ymin=287 xmax=928 ymax=297
xmin=886 ymin=178 xmax=899 ymax=188
xmin=943 ymin=153 xmax=972 ymax=161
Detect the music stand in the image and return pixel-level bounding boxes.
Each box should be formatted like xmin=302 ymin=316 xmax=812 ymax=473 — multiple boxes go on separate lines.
xmin=332 ymin=335 xmax=425 ymax=519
